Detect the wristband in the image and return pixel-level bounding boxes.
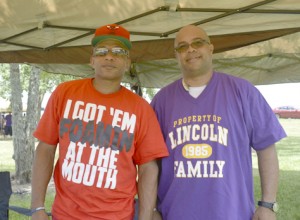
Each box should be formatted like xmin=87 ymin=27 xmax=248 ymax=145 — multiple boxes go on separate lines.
xmin=31 ymin=206 xmax=45 ymax=215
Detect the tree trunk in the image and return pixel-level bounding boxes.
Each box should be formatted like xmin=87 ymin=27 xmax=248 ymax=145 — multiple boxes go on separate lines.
xmin=9 ymin=64 xmax=40 ymax=184
xmin=38 ymin=92 xmax=45 ymax=121
xmin=24 ymin=66 xmax=40 ymax=181
xmin=10 ymin=64 xmax=27 ymax=183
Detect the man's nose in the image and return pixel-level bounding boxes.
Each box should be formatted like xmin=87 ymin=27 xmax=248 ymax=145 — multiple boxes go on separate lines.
xmin=104 ymin=51 xmax=116 ymax=59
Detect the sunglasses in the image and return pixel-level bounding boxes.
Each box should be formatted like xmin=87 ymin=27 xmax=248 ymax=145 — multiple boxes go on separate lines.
xmin=174 ymin=38 xmax=210 ymax=53
xmin=93 ymin=47 xmax=129 ymax=57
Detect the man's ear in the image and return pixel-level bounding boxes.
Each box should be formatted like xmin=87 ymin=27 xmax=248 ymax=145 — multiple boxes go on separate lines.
xmin=126 ymin=58 xmax=131 ymax=72
xmin=174 ymin=50 xmax=179 ymax=61
xmin=90 ymin=56 xmax=94 ymax=67
xmin=209 ymin=43 xmax=214 ymax=53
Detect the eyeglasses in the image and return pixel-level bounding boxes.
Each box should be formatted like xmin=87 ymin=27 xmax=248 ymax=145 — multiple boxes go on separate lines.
xmin=174 ymin=38 xmax=210 ymax=53
xmin=93 ymin=47 xmax=129 ymax=57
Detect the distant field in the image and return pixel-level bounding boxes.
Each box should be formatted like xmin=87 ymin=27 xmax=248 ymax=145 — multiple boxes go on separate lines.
xmin=1 ymin=119 xmax=299 ymax=220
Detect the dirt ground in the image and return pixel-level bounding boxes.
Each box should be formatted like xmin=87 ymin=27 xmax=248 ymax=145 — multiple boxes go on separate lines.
xmin=10 ymin=175 xmax=56 ymax=195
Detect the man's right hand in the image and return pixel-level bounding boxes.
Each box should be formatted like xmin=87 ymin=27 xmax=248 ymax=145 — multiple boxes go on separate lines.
xmin=153 ymin=210 xmax=162 ymax=220
xmin=31 ymin=211 xmax=49 ymax=220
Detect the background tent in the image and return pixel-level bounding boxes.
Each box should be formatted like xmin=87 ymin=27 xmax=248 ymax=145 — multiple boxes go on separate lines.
xmin=0 ymin=0 xmax=299 ymax=88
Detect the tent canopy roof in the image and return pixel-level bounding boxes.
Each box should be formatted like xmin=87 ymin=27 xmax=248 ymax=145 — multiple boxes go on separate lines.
xmin=0 ymin=0 xmax=300 ymax=87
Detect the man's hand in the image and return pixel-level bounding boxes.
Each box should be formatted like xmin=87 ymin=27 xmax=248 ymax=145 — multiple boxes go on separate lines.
xmin=152 ymin=210 xmax=163 ymax=220
xmin=31 ymin=210 xmax=49 ymax=220
xmin=252 ymin=206 xmax=276 ymax=220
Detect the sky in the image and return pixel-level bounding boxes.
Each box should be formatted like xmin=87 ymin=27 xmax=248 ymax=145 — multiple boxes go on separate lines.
xmin=256 ymin=83 xmax=300 ymax=109
xmin=1 ymin=83 xmax=300 ymax=111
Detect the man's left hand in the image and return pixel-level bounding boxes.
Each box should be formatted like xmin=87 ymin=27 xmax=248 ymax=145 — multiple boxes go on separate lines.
xmin=252 ymin=206 xmax=276 ymax=220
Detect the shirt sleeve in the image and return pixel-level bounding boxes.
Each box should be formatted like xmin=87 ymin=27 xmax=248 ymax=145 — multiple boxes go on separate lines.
xmin=132 ymin=102 xmax=169 ymax=165
xmin=33 ymin=86 xmax=62 ymax=145
xmin=243 ymin=84 xmax=287 ymax=150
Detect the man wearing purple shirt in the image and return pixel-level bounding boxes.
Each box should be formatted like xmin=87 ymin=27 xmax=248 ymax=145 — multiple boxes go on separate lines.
xmin=151 ymin=25 xmax=286 ymax=220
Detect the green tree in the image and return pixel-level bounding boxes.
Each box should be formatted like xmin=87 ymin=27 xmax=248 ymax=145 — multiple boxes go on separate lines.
xmin=1 ymin=63 xmax=79 ymax=183
xmin=0 ymin=64 xmax=12 ymax=105
xmin=9 ymin=64 xmax=41 ymax=183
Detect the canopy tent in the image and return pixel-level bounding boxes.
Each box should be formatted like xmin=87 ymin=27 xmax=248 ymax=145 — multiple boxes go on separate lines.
xmin=0 ymin=0 xmax=299 ymax=88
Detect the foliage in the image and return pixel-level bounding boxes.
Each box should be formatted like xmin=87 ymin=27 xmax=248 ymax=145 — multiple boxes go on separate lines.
xmin=0 ymin=64 xmax=79 ymax=104
xmin=39 ymin=71 xmax=79 ymax=95
xmin=0 ymin=64 xmax=80 ymax=184
xmin=0 ymin=64 xmax=11 ymax=100
xmin=143 ymin=87 xmax=158 ymax=101
xmin=121 ymin=82 xmax=159 ymax=102
xmin=0 ymin=64 xmax=32 ymax=100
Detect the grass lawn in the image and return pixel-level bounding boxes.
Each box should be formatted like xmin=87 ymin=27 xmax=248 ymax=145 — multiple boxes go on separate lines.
xmin=1 ymin=119 xmax=299 ymax=219
xmin=252 ymin=119 xmax=300 ymax=220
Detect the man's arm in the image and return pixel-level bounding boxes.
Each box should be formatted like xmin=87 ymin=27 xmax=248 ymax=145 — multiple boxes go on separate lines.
xmin=252 ymin=144 xmax=279 ymax=220
xmin=31 ymin=141 xmax=56 ymax=220
xmin=137 ymin=160 xmax=159 ymax=220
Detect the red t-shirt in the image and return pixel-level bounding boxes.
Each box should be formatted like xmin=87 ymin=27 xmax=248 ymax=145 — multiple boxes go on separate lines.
xmin=34 ymin=78 xmax=168 ymax=220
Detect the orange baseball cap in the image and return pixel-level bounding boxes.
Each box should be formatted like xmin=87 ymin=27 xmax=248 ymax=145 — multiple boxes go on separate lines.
xmin=91 ymin=24 xmax=132 ymax=49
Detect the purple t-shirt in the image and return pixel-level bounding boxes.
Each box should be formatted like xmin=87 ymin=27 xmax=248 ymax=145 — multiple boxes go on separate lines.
xmin=151 ymin=72 xmax=286 ymax=220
